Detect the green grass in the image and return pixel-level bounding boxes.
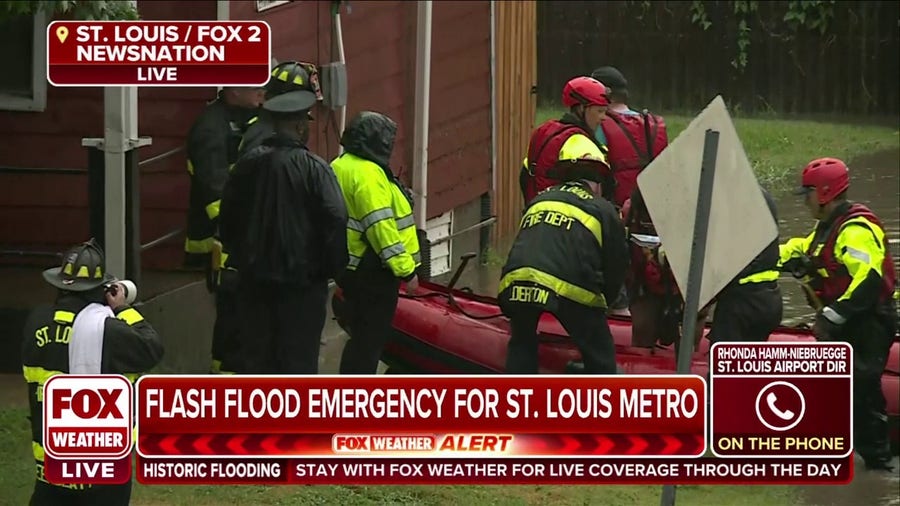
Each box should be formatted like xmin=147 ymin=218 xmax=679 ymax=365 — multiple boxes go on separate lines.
xmin=0 ymin=406 xmax=801 ymax=506
xmin=536 ymin=107 xmax=900 ymax=192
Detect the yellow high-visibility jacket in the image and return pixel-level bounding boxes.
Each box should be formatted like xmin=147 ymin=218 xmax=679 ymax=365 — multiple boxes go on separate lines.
xmin=779 ymin=201 xmax=897 ymax=324
xmin=332 ymin=152 xmax=421 ymax=279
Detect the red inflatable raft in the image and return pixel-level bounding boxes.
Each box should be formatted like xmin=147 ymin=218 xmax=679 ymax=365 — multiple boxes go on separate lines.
xmin=331 ymin=271 xmax=900 ymax=451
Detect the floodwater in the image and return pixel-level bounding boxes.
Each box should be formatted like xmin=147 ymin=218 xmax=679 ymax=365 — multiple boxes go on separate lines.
xmin=773 ymin=149 xmax=900 ymax=325
xmin=792 ymin=150 xmax=900 ymax=506
xmin=446 ymin=148 xmax=900 ymax=326
xmin=433 ymin=148 xmax=900 ymax=506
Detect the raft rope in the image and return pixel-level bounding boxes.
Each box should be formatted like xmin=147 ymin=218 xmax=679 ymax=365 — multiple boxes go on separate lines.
xmin=399 ymin=290 xmax=506 ymax=320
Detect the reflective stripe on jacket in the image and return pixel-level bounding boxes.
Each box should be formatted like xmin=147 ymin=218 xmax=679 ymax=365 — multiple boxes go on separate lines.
xmin=722 ymin=186 xmax=781 ymax=293
xmin=21 ymin=297 xmax=163 ymax=488
xmin=185 ymin=97 xmax=255 ymax=254
xmin=779 ymin=202 xmax=897 ymax=321
xmin=500 ymin=181 xmax=628 ymax=310
xmin=331 ymin=152 xmax=421 ymax=279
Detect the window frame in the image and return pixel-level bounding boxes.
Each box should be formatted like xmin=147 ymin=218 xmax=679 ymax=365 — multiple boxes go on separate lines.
xmin=256 ymin=1 xmax=293 ymax=13
xmin=0 ymin=11 xmax=48 ymax=113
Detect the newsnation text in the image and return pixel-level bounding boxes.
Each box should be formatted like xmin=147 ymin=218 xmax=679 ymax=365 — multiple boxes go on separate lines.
xmin=135 ymin=457 xmax=853 ymax=485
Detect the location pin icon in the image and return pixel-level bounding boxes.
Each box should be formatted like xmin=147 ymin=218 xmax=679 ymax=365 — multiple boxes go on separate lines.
xmin=56 ymin=26 xmax=69 ymax=44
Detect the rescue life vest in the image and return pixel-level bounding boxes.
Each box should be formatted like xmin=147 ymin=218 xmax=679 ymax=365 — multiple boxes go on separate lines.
xmin=806 ymin=203 xmax=897 ymax=305
xmin=520 ymin=120 xmax=590 ymax=205
xmin=601 ymin=110 xmax=668 ymax=207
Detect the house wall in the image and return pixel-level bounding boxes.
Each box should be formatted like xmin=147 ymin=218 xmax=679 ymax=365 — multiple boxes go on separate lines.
xmin=235 ymin=0 xmax=493 ymax=277
xmin=0 ymin=0 xmax=492 ymax=272
xmin=236 ymin=0 xmax=492 ymax=217
xmin=492 ymin=1 xmax=537 ymax=242
xmin=0 ymin=0 xmax=219 ymax=269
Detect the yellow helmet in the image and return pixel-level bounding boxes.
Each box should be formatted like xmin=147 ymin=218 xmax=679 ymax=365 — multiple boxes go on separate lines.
xmin=558 ymin=135 xmax=606 ymax=164
xmin=553 ymin=135 xmax=611 ymax=183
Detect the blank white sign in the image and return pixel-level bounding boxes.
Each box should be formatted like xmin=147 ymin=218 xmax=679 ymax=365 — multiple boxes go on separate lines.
xmin=636 ymin=95 xmax=778 ymax=309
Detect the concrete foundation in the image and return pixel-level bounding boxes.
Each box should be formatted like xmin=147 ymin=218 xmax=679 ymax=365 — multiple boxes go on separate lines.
xmin=0 ymin=196 xmax=487 ymax=375
xmin=430 ymin=194 xmax=491 ymax=285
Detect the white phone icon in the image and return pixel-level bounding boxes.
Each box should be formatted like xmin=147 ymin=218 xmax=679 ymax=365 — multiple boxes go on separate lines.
xmin=767 ymin=392 xmax=795 ymax=420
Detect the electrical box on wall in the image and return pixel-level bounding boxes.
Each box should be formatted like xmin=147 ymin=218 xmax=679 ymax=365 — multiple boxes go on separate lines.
xmin=319 ymin=62 xmax=347 ymax=109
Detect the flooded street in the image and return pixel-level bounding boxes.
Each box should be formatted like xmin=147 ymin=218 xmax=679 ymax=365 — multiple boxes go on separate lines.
xmin=448 ymin=148 xmax=900 ymax=327
xmin=0 ymin=151 xmax=895 ymax=505
xmin=773 ymin=148 xmax=900 ymax=325
xmin=792 ymin=149 xmax=900 ymax=506
xmin=432 ymin=148 xmax=900 ymax=506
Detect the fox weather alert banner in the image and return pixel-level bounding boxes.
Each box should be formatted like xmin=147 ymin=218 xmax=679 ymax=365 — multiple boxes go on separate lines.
xmin=43 ymin=360 xmax=855 ymax=486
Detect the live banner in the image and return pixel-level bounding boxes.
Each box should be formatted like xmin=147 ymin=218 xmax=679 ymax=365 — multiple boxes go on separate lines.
xmin=47 ymin=21 xmax=271 ymax=86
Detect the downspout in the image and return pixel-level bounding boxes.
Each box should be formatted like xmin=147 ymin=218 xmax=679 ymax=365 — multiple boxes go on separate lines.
xmin=216 ymin=1 xmax=229 ymax=21
xmin=489 ymin=1 xmax=497 ymax=196
xmin=333 ymin=1 xmax=348 ymax=153
xmin=412 ymin=0 xmax=433 ymax=230
xmin=216 ymin=1 xmax=229 ymax=93
xmin=483 ymin=0 xmax=498 ymax=260
xmin=81 ymin=0 xmax=151 ymax=279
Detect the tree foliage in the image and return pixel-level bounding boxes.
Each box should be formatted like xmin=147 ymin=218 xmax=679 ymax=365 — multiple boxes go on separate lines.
xmin=628 ymin=1 xmax=837 ymax=73
xmin=0 ymin=1 xmax=140 ymax=22
xmin=691 ymin=1 xmax=836 ymax=72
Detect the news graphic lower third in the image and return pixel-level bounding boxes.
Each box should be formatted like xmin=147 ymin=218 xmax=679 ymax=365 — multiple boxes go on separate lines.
xmin=40 ymin=343 xmax=856 ymax=486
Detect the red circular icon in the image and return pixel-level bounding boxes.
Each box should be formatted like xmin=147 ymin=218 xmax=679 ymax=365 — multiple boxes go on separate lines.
xmin=754 ymin=381 xmax=806 ymax=432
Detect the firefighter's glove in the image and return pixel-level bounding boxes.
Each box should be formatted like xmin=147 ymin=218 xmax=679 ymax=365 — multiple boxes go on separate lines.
xmin=813 ymin=307 xmax=844 ymax=341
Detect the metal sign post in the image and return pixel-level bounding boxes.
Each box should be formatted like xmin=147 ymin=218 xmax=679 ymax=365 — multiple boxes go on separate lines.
xmin=659 ymin=129 xmax=719 ymax=506
xmin=636 ymin=95 xmax=778 ymax=506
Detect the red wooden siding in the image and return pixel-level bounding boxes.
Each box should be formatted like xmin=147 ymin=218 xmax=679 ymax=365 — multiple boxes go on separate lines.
xmin=426 ymin=1 xmax=492 ymax=215
xmin=235 ymin=0 xmax=492 ymax=217
xmin=0 ymin=0 xmax=218 ymax=269
xmin=0 ymin=0 xmax=491 ymax=271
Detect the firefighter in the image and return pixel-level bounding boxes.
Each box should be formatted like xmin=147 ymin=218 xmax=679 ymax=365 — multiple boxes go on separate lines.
xmin=184 ymin=85 xmax=264 ymax=374
xmin=520 ymin=76 xmax=612 ymax=206
xmin=238 ymin=61 xmax=323 ymax=157
xmin=220 ymin=90 xmax=348 ymax=374
xmin=780 ymin=157 xmax=897 ymax=471
xmin=184 ymin=86 xmax=265 ymax=266
xmin=602 ymin=64 xmax=696 ymax=348
xmin=707 ymin=186 xmax=783 ymax=343
xmin=210 ymin=62 xmax=324 ymax=374
xmin=332 ymin=111 xmax=422 ymax=375
xmin=22 ymin=239 xmax=164 ymax=505
xmin=499 ymin=136 xmax=628 ymax=374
